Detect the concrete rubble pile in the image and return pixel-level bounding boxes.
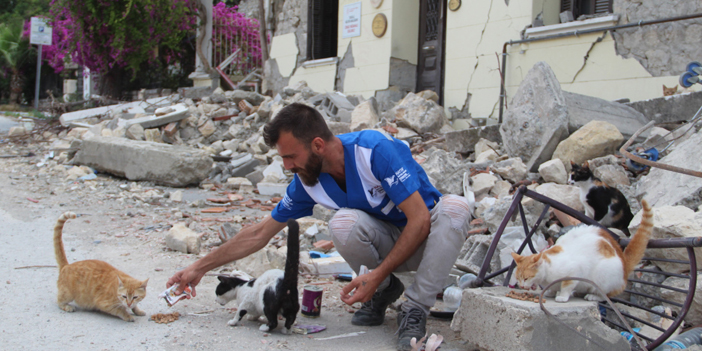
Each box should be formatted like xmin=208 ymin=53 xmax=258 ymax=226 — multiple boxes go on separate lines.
xmin=36 ymin=60 xmax=702 ymax=350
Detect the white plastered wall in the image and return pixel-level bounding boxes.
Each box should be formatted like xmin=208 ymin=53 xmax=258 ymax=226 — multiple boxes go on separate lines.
xmin=444 ymin=0 xmax=691 ymax=120
xmin=339 ymin=0 xmax=393 ymax=98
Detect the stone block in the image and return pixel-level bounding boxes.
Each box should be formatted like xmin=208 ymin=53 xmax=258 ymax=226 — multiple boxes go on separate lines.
xmin=493 ymin=157 xmax=528 ymax=183
xmin=451 ymin=286 xmax=630 ymax=351
xmin=534 ymin=183 xmax=583 ymax=212
xmin=552 ymin=120 xmax=624 ymax=171
xmin=538 ymin=159 xmax=568 ymax=184
xmin=471 ymin=173 xmax=498 ymax=198
xmin=350 ymin=99 xmax=379 ymax=132
xmin=230 ymin=158 xmax=262 ymax=178
xmin=635 ymin=129 xmax=702 ymax=210
xmin=420 ymin=148 xmax=468 ymax=196
xmin=500 ymin=62 xmax=570 ymax=172
xmin=630 ymin=205 xmax=702 ymax=274
xmin=72 ymin=136 xmax=212 ymax=187
xmin=165 ymin=223 xmax=201 ymax=254
xmin=319 ymin=93 xmax=355 ymax=121
xmin=444 ymin=125 xmax=503 ymax=154
xmin=257 ymin=182 xmax=288 ymax=196
xmin=388 ymin=92 xmax=448 ymax=134
xmin=593 ymin=164 xmax=630 ymax=187
xmin=225 ymin=90 xmax=266 ymax=106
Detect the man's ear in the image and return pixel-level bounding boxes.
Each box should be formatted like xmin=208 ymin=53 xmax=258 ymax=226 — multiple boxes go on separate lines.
xmin=311 ymin=137 xmax=325 ymax=154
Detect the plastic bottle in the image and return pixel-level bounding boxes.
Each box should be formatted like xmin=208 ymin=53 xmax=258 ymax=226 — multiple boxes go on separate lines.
xmin=653 ymin=327 xmax=702 ymax=350
xmin=458 ymin=273 xmax=477 ymax=289
xmin=443 ymin=286 xmax=463 ymax=312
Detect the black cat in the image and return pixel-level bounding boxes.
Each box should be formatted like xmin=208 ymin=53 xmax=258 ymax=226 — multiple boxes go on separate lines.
xmin=569 ymin=161 xmax=634 ymax=236
xmin=215 ymin=219 xmax=300 ymax=333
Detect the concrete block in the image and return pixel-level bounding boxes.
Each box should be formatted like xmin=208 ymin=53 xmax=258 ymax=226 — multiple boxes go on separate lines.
xmin=451 ymin=286 xmax=630 ymax=351
xmin=230 ymin=158 xmax=262 ymax=178
xmin=72 ymin=136 xmax=212 ymax=187
xmin=626 ymin=90 xmax=702 ymax=125
xmin=500 ymin=62 xmax=570 ymax=172
xmin=455 ymin=234 xmax=496 ymax=275
xmin=444 ymin=125 xmax=502 ymax=154
xmin=320 ymin=93 xmax=355 ymax=121
xmin=256 ymin=182 xmax=288 ymax=196
xmin=165 ymin=223 xmax=201 ymax=254
xmin=563 ymin=91 xmax=647 ymax=139
xmin=635 ymin=129 xmax=702 ymax=210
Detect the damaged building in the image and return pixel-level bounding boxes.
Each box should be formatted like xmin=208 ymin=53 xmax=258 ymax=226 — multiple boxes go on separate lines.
xmin=259 ymin=0 xmax=702 ymax=126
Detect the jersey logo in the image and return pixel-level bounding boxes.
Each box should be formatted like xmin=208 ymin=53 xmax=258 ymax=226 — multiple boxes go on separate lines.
xmin=368 ymin=185 xmax=386 ymax=197
xmin=384 ymin=175 xmax=399 ymax=188
xmin=395 ymin=167 xmax=410 ymax=182
xmin=280 ymin=194 xmax=293 ymax=210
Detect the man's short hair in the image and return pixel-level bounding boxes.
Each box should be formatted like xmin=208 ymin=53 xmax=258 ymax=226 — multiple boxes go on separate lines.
xmin=263 ymin=103 xmax=333 ymax=148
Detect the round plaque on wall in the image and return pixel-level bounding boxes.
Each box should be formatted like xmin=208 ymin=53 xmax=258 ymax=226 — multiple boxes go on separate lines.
xmin=449 ymin=0 xmax=461 ymax=11
xmin=372 ymin=13 xmax=387 ymax=38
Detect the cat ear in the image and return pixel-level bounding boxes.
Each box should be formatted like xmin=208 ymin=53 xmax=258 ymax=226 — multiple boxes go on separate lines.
xmin=116 ymin=276 xmax=124 ymax=287
xmin=140 ymin=278 xmax=149 ymax=288
xmin=511 ymin=252 xmax=522 ymax=262
xmin=218 ymin=276 xmax=226 ymax=282
xmin=663 ymin=84 xmax=667 ymax=89
xmin=530 ymin=253 xmax=543 ymax=266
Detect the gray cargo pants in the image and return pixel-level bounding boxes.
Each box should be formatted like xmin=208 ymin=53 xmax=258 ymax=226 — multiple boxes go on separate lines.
xmin=329 ymin=194 xmax=472 ymax=312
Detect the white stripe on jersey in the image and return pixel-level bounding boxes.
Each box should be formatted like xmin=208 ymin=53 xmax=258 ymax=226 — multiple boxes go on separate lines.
xmin=354 ymin=145 xmax=384 ymax=208
xmin=300 ymin=179 xmax=340 ymax=210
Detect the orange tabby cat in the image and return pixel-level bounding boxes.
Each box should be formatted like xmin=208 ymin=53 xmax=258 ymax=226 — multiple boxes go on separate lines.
xmin=54 ymin=212 xmax=148 ymax=321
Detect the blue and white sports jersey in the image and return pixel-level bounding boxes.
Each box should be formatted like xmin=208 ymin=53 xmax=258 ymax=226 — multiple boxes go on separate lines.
xmin=271 ymin=130 xmax=442 ymax=227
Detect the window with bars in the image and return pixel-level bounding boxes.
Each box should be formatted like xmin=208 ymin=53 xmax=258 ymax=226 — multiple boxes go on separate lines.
xmin=561 ymin=0 xmax=612 ymax=19
xmin=307 ymin=0 xmax=339 ymax=60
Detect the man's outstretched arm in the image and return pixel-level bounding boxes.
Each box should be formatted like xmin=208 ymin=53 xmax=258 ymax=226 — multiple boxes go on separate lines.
xmin=167 ymin=214 xmax=287 ymax=295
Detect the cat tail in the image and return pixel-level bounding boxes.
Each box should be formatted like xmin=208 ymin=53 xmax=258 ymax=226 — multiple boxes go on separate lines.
xmin=54 ymin=212 xmax=77 ymax=270
xmin=622 ymin=200 xmax=653 ymax=276
xmin=283 ymin=219 xmax=299 ymax=295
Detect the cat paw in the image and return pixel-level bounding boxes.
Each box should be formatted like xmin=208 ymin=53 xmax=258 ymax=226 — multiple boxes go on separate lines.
xmin=584 ymin=294 xmax=603 ymax=301
xmin=132 ymin=307 xmax=146 ymax=316
xmin=259 ymin=324 xmax=271 ymax=332
xmin=59 ymin=304 xmax=75 ymax=312
xmin=227 ymin=319 xmax=240 ymax=326
xmin=555 ymin=296 xmax=570 ymax=303
xmin=280 ymin=327 xmax=292 ymax=335
xmin=123 ymin=315 xmax=135 ymax=322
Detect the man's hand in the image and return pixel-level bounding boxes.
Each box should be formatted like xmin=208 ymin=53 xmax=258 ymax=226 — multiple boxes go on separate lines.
xmin=340 ymin=271 xmax=384 ymax=305
xmin=166 ymin=265 xmax=204 ymax=297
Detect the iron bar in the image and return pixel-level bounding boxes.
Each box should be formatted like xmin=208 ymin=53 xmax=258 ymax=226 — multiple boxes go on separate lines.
xmin=627 ymin=279 xmax=689 ymax=294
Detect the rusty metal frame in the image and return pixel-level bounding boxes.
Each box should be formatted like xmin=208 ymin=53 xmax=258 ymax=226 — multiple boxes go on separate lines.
xmin=471 ymin=185 xmax=701 ymax=350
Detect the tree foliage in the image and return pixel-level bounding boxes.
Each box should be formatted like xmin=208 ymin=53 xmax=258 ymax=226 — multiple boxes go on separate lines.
xmin=0 ymin=22 xmax=31 ymax=103
xmin=48 ymin=0 xmax=198 ymax=76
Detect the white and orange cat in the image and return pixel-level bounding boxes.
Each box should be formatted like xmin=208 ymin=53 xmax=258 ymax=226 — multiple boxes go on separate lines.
xmin=511 ymin=199 xmax=653 ymax=302
xmin=54 ymin=212 xmax=148 ymax=321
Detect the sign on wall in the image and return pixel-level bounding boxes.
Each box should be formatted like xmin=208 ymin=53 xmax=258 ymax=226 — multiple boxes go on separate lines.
xmin=342 ymin=2 xmax=362 ymax=38
xmin=30 ymin=17 xmax=52 ymax=46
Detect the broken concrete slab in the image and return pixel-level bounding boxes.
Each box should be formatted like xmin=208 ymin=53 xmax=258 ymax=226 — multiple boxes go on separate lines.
xmin=72 ymin=136 xmax=212 ymax=187
xmin=630 ymin=205 xmax=702 ymax=274
xmin=350 ymin=99 xmax=379 ymax=132
xmin=59 ymin=96 xmax=178 ymax=126
xmin=626 ymin=90 xmax=702 ymax=124
xmin=500 ymin=62 xmax=570 ymax=172
xmin=635 ymin=129 xmax=702 ymax=210
xmin=451 ymin=286 xmax=630 ymax=351
xmin=538 ymin=159 xmax=568 ymax=184
xmin=562 ymin=91 xmax=648 ymax=138
xmin=443 ymin=125 xmax=502 ymax=154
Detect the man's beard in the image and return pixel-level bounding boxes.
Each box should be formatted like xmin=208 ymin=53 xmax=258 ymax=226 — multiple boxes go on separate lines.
xmin=292 ymin=152 xmax=323 ymax=186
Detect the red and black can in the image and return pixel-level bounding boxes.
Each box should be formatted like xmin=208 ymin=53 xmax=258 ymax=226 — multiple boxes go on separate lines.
xmin=301 ymin=285 xmax=323 ymax=317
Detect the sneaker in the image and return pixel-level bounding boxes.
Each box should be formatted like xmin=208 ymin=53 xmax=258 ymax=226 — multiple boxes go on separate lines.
xmin=396 ymin=308 xmax=427 ymax=351
xmin=351 ymin=274 xmax=405 ymax=326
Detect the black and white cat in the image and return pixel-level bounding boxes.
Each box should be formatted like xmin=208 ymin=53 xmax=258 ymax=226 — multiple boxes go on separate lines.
xmin=215 ymin=219 xmax=300 ymax=334
xmin=569 ymin=161 xmax=634 ymax=236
